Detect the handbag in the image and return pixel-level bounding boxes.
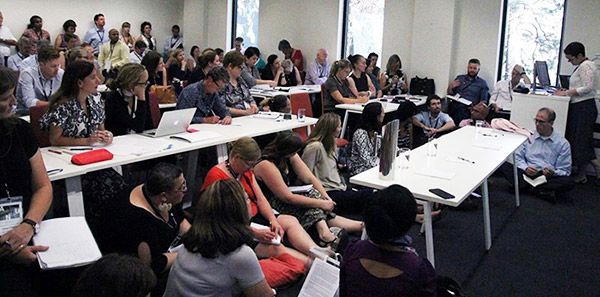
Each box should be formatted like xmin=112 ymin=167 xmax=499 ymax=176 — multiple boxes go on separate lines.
xmin=71 ymin=149 xmax=114 ymax=165
xmin=410 ymin=76 xmax=436 ymax=96
xmin=259 ymin=253 xmax=306 ymax=288
xmin=150 ymin=85 xmax=177 ymax=104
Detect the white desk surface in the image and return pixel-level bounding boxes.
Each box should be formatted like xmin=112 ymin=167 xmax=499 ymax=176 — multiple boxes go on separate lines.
xmin=336 ymin=95 xmax=427 ymax=113
xmin=350 ymin=126 xmax=527 ymax=207
xmin=250 ymin=85 xmax=321 ymax=98
xmin=510 ymin=93 xmax=570 ymax=137
xmin=42 ymin=115 xmax=317 ymax=182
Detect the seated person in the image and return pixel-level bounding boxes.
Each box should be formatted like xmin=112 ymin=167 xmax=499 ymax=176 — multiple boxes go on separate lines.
xmin=62 ymin=33 xmax=81 ymax=51
xmin=97 ymin=163 xmax=191 ymax=297
xmin=0 ymin=66 xmax=53 ymax=297
xmin=104 ymin=63 xmax=154 ymax=135
xmin=395 ymin=101 xmax=418 ymax=149
xmin=302 ymin=113 xmax=374 ymax=214
xmin=490 ymin=64 xmax=531 ymax=112
xmin=412 ymin=95 xmax=455 ymax=140
xmin=6 ymin=37 xmax=33 ymax=71
xmin=260 ymin=54 xmax=282 ymax=82
xmin=254 ymin=131 xmax=363 ymax=249
xmin=266 ymin=94 xmax=291 ymax=113
xmin=350 ymin=102 xmax=383 ymax=176
xmin=348 ymin=54 xmax=376 ymax=98
xmin=166 ymin=48 xmax=192 ymax=95
xmin=188 ymin=50 xmax=219 ymax=85
xmin=203 ymin=137 xmax=324 ymax=259
xmin=458 ymin=102 xmax=491 ymax=128
xmin=278 ymin=59 xmax=302 ymax=87
xmin=322 ymin=59 xmax=368 ymax=113
xmin=278 ymin=39 xmax=304 ymax=72
xmin=72 ymin=254 xmax=156 ymax=297
xmin=379 ymin=54 xmax=408 ymax=95
xmin=240 ymin=46 xmax=276 ymax=88
xmin=499 ymin=108 xmax=574 ymax=200
xmin=305 ymin=48 xmax=330 ymax=85
xmin=340 ymin=185 xmax=437 ymax=297
xmin=141 ymin=51 xmax=167 ymax=87
xmin=129 ymin=40 xmax=147 ymax=64
xmin=16 ymin=46 xmax=63 ymax=114
xmin=163 ymin=179 xmax=274 ymax=297
xmin=65 ymin=45 xmax=104 ymax=82
xmin=447 ymin=58 xmax=489 ymax=124
xmin=176 ymin=67 xmax=231 ymax=124
xmin=220 ymin=51 xmax=259 ymax=117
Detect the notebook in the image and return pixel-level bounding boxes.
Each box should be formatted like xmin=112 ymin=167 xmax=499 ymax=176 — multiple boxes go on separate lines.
xmin=142 ymin=108 xmax=196 ymax=138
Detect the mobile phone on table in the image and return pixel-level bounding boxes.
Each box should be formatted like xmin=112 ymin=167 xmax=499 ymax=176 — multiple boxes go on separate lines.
xmin=429 ymin=188 xmax=455 ymax=199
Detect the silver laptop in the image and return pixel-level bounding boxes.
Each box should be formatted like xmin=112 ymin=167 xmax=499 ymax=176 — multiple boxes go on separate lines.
xmin=142 ymin=108 xmax=196 ymax=138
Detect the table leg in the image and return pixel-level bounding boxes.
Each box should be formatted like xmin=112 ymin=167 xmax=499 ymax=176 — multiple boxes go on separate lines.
xmin=482 ymin=179 xmax=491 ymax=250
xmin=65 ymin=176 xmax=85 ymax=217
xmin=422 ymin=201 xmax=435 ymax=267
xmin=340 ymin=110 xmax=349 ymax=139
xmin=182 ymin=150 xmax=199 ymax=205
xmin=512 ymin=152 xmax=520 ymax=207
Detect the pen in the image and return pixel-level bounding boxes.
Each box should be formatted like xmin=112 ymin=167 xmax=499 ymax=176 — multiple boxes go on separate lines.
xmin=70 ymin=147 xmax=93 ymax=151
xmin=458 ymin=156 xmax=475 ymax=164
xmin=47 ymin=168 xmax=63 ymax=175
xmin=48 ymin=149 xmax=62 ymax=155
xmin=209 ymin=109 xmax=215 ymax=116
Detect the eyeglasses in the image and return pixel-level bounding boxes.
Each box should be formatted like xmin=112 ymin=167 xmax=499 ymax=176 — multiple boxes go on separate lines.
xmin=136 ymin=81 xmax=150 ymax=87
xmin=533 ymin=118 xmax=549 ymax=125
xmin=172 ymin=180 xmax=188 ymax=193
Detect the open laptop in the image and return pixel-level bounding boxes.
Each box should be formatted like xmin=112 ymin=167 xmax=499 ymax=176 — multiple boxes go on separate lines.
xmin=142 ymin=108 xmax=196 ymax=138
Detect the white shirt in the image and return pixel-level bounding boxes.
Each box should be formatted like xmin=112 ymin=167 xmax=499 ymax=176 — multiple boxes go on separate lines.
xmin=6 ymin=52 xmax=26 ymax=71
xmin=163 ymin=35 xmax=183 ymax=55
xmin=490 ymin=78 xmax=527 ymax=110
xmin=16 ymin=64 xmax=64 ymax=112
xmin=0 ymin=25 xmax=17 ymax=57
xmin=129 ymin=51 xmax=144 ymax=64
xmin=19 ymin=55 xmax=38 ymax=71
xmin=569 ymin=60 xmax=598 ymax=104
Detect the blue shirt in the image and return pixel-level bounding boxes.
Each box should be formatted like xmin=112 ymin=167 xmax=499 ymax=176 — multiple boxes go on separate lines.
xmin=83 ymin=26 xmax=109 ymax=55
xmin=451 ymin=74 xmax=489 ymax=104
xmin=176 ymin=81 xmax=230 ymax=124
xmin=515 ymin=131 xmax=572 ymax=176
xmin=414 ymin=111 xmax=453 ymax=129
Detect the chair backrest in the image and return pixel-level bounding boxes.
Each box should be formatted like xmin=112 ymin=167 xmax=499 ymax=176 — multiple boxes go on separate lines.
xmin=290 ymin=92 xmax=313 ymax=141
xmin=29 ymin=106 xmax=51 ymax=148
xmin=320 ymin=83 xmax=326 ymax=116
xmin=148 ymin=91 xmax=162 ymax=128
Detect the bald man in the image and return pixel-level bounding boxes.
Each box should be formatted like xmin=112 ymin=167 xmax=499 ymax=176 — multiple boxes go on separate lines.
xmin=98 ymin=28 xmax=130 ymax=72
xmin=305 ymin=48 xmax=330 ymax=85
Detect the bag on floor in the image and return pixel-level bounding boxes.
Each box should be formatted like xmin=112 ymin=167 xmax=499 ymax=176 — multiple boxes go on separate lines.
xmin=259 ymin=253 xmax=306 ymax=288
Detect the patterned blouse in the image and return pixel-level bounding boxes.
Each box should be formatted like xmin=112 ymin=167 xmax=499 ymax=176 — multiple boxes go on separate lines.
xmin=220 ymin=77 xmax=254 ymax=110
xmin=350 ymin=128 xmax=381 ymax=176
xmin=40 ymin=96 xmax=105 ymax=137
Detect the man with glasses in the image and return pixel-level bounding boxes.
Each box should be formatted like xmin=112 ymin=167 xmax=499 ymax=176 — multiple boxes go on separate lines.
xmin=176 ymin=67 xmax=232 ymax=124
xmin=499 ymin=107 xmax=574 ymax=202
xmin=15 ymin=46 xmax=63 ymax=114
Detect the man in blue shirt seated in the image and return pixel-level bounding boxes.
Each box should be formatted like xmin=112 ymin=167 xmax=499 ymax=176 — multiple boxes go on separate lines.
xmin=447 ymin=58 xmax=489 ymax=124
xmin=412 ymin=95 xmax=455 ymax=144
xmin=499 ymin=107 xmax=574 ymax=202
xmin=176 ymin=67 xmax=232 ymax=125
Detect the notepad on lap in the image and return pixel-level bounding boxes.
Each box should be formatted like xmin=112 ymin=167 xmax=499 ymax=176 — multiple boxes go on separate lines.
xmin=33 ymin=217 xmax=102 ymax=270
xmin=523 ymin=173 xmax=547 ymax=187
xmin=250 ymin=223 xmax=281 ymax=245
xmin=170 ymin=131 xmax=222 ymax=143
xmin=288 ymin=185 xmax=314 ymax=193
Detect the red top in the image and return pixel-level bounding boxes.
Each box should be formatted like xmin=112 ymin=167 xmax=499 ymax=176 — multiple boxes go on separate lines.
xmin=202 ymin=166 xmax=258 ymax=217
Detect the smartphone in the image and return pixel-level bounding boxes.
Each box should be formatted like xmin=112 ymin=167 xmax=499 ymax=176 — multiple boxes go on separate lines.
xmin=429 ymin=188 xmax=455 ymax=199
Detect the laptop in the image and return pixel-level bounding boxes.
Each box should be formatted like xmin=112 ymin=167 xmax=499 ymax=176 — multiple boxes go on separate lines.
xmin=559 ymin=75 xmax=570 ymax=89
xmin=142 ymin=108 xmax=196 ymax=138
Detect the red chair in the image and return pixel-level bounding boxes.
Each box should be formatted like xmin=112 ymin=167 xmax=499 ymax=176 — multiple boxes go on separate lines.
xmin=290 ymin=92 xmax=313 ymax=141
xmin=29 ymin=106 xmax=51 ymax=148
xmin=148 ymin=91 xmax=162 ymax=128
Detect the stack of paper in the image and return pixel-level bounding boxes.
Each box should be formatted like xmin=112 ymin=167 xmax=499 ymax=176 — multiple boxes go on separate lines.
xmin=170 ymin=131 xmax=223 ymax=143
xmin=288 ymin=185 xmax=314 ymax=193
xmin=33 ymin=217 xmax=102 ymax=270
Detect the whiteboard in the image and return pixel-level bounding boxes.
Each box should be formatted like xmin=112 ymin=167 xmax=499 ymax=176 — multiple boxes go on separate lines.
xmin=510 ymin=93 xmax=571 ymax=137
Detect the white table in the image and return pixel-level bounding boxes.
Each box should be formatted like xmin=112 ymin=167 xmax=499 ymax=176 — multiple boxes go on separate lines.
xmin=510 ymin=93 xmax=570 ymax=137
xmin=43 ymin=115 xmax=317 ymax=217
xmin=349 ymin=126 xmax=527 ymax=266
xmin=335 ymin=95 xmax=427 ymax=138
xmin=250 ymin=85 xmax=321 ymax=99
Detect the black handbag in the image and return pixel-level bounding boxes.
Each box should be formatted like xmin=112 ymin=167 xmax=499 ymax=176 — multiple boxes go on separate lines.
xmin=410 ymin=76 xmax=436 ymax=96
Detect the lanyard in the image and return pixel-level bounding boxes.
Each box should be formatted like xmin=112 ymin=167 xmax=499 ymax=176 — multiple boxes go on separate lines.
xmin=318 ymin=63 xmax=326 ymax=78
xmin=96 ymin=29 xmax=104 ymax=43
xmin=170 ymin=37 xmax=180 ymax=48
xmin=17 ymin=52 xmax=24 ymax=60
xmin=38 ymin=69 xmax=53 ymax=100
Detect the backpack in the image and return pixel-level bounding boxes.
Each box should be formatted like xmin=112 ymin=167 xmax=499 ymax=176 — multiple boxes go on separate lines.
xmin=410 ymin=76 xmax=436 ymax=96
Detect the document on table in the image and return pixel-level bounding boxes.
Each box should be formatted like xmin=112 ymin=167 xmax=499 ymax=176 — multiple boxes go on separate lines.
xmin=33 ymin=217 xmax=102 ymax=270
xmin=298 ymin=258 xmax=340 ymax=297
xmin=106 ymin=137 xmax=172 ymax=156
xmin=170 ymin=131 xmax=223 ymax=143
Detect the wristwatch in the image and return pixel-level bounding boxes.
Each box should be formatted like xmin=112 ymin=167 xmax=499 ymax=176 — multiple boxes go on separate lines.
xmin=21 ymin=219 xmax=39 ymax=234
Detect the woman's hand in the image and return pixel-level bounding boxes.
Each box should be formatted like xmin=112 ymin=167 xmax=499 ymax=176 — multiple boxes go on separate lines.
xmin=319 ymin=199 xmax=335 ymax=212
xmin=252 ymin=227 xmax=278 ymax=243
xmin=270 ymin=220 xmax=284 ymax=238
xmin=96 ymin=130 xmax=113 ymax=144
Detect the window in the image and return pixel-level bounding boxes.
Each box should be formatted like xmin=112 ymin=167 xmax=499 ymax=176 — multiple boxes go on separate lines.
xmin=232 ymin=0 xmax=260 ymax=48
xmin=498 ymin=0 xmax=567 ymax=85
xmin=342 ymin=0 xmax=385 ymax=60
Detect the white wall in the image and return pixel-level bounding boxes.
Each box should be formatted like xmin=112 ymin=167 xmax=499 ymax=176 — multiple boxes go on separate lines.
xmin=183 ymin=0 xmax=208 ymax=51
xmin=560 ymin=0 xmax=600 ymax=74
xmin=1 ymin=0 xmax=184 ymax=55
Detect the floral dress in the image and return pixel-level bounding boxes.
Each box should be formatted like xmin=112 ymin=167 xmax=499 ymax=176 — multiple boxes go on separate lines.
xmin=220 ymin=77 xmax=254 ymax=111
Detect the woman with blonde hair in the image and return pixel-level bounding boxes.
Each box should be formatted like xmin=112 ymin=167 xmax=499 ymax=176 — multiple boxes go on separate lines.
xmin=120 ymin=22 xmax=135 ymax=52
xmin=379 ymin=54 xmax=408 ymax=95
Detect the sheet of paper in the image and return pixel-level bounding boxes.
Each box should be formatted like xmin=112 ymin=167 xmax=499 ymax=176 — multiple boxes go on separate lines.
xmin=288 ymin=185 xmax=314 ymax=193
xmin=298 ymin=258 xmax=340 ymax=297
xmin=33 ymin=217 xmax=102 ymax=270
xmin=250 ymin=223 xmax=281 ymax=245
xmin=106 ymin=137 xmax=172 ymax=156
xmin=170 ymin=131 xmax=223 ymax=143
